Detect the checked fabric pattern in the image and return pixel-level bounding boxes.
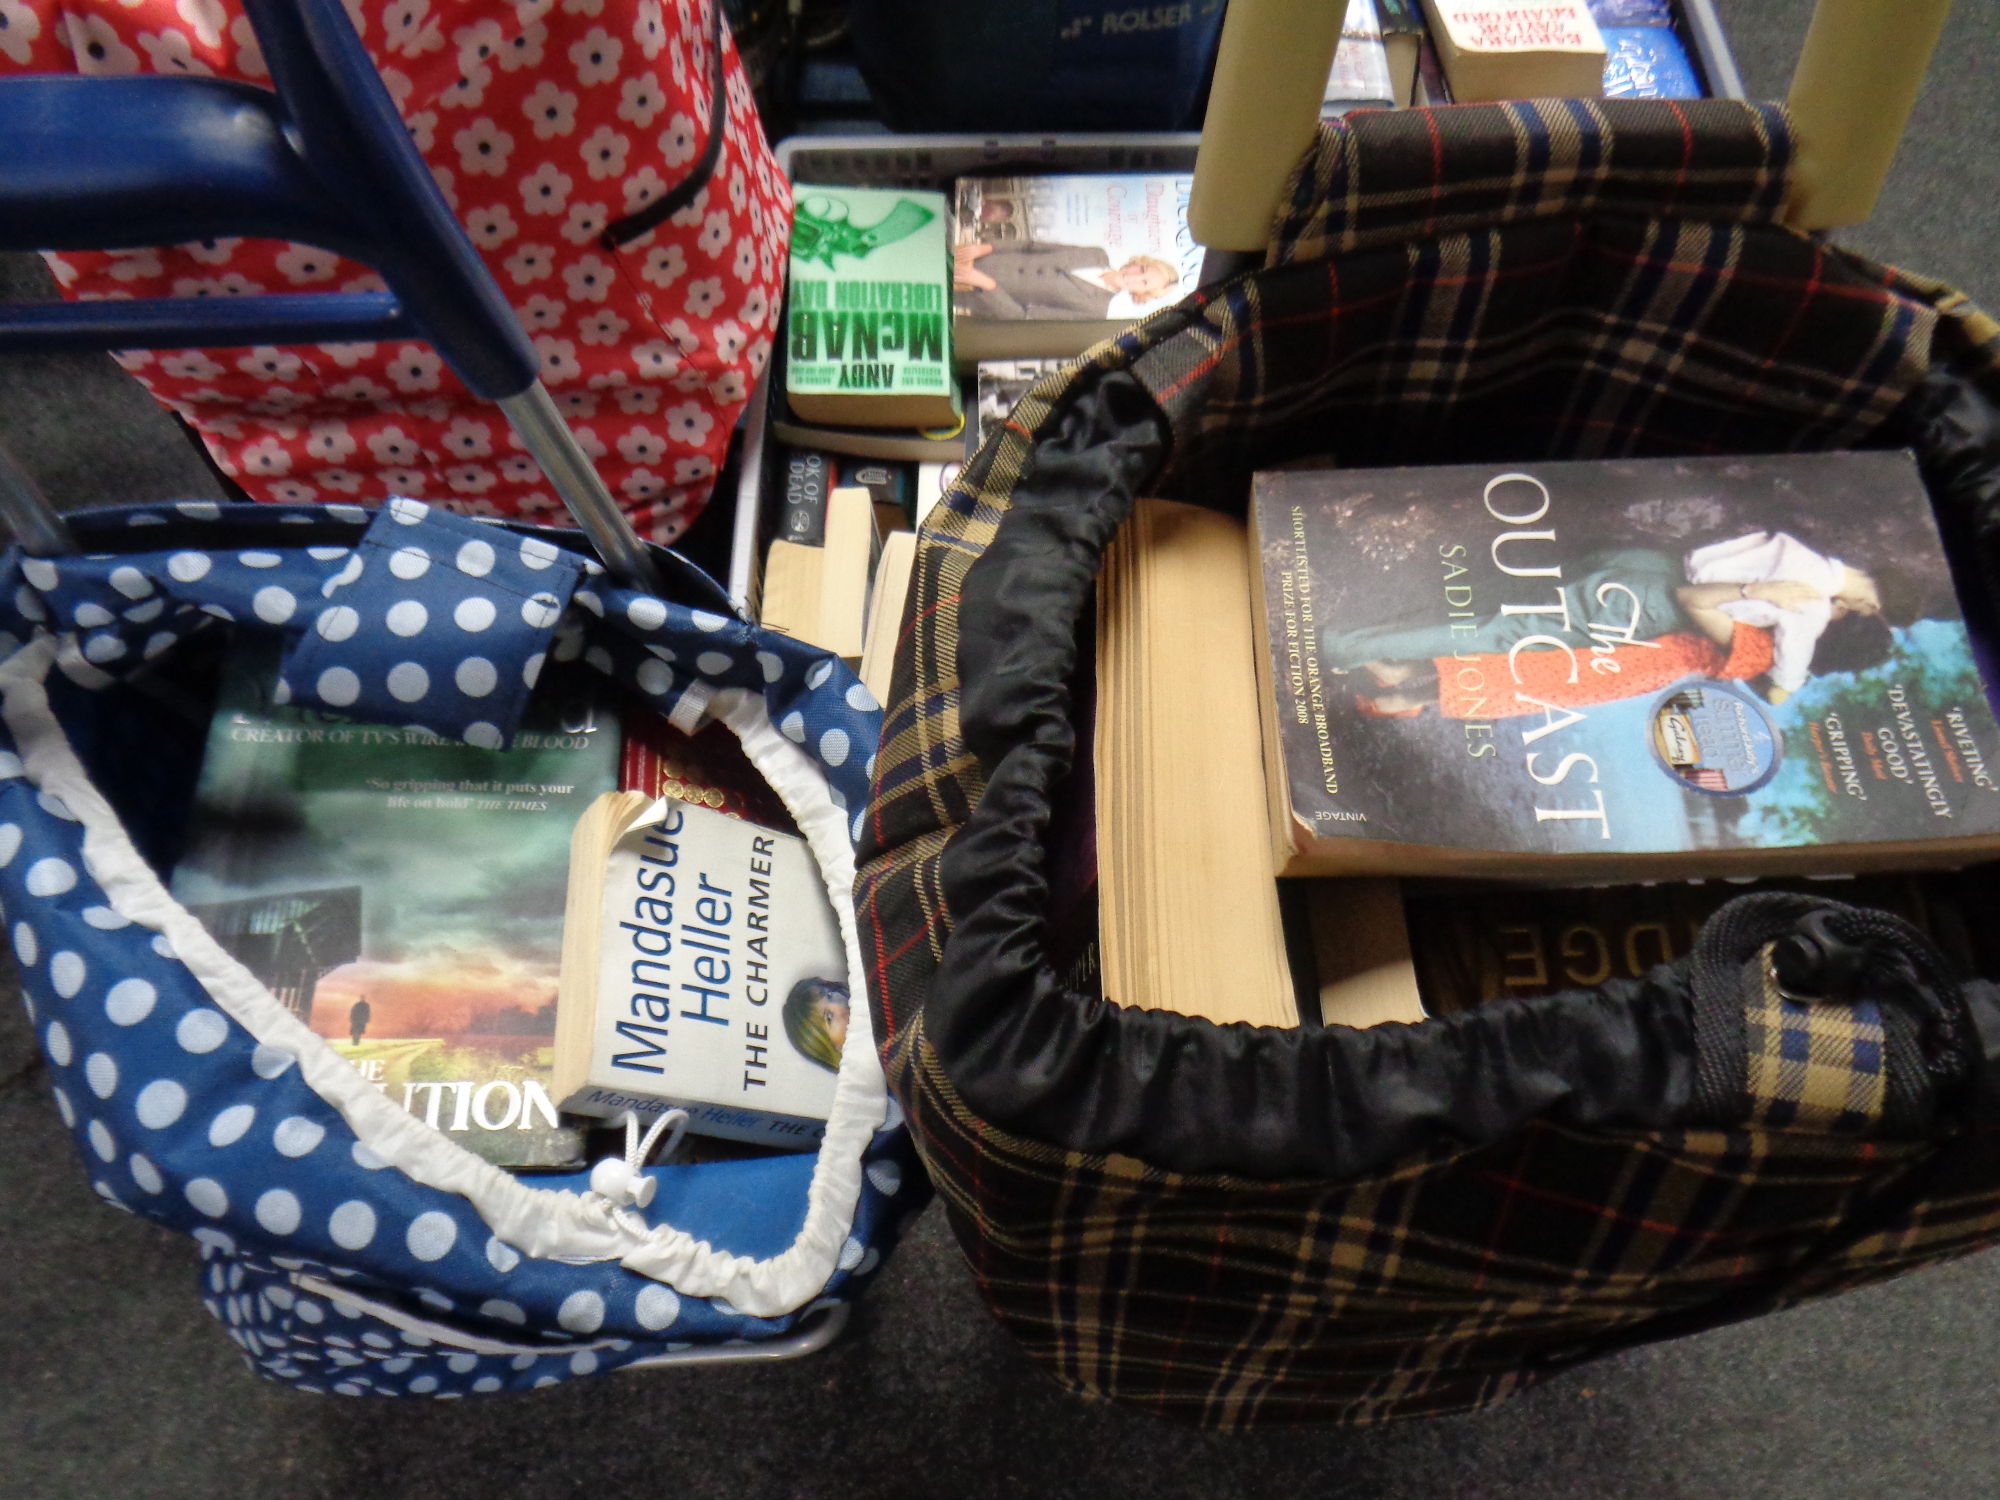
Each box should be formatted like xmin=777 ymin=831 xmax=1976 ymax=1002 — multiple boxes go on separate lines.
xmin=896 ymin=1042 xmax=1976 ymax=1429
xmin=2 ymin=0 xmax=789 ymax=542
xmin=1745 ymin=947 xmax=1888 ymax=1133
xmin=856 ymin=99 xmax=2000 ymax=1427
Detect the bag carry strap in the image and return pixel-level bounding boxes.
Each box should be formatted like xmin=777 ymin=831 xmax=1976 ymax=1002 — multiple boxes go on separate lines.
xmin=1265 ymin=98 xmax=1793 ymax=268
xmin=1188 ymin=0 xmax=1955 ymax=254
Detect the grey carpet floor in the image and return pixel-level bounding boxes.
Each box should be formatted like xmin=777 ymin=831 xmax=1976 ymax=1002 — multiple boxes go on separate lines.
xmin=6 ymin=4 xmax=2000 ymax=1496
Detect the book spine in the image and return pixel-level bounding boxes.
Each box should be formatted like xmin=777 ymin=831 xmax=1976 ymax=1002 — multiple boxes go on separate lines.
xmin=778 ymin=449 xmax=832 ymax=546
xmin=1374 ymin=0 xmax=1426 ymax=37
xmin=1324 ymin=0 xmax=1397 ymax=113
xmin=1414 ymin=29 xmax=1453 ymax=102
xmin=558 ymin=1083 xmax=828 ymax=1148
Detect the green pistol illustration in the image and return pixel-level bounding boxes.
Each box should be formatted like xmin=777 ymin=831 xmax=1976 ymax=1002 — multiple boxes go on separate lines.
xmin=791 ymin=193 xmax=936 ymax=269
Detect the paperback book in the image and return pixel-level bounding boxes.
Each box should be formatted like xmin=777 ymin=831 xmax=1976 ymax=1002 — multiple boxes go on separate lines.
xmin=1416 ymin=0 xmax=1605 ymax=101
xmin=1249 ymin=451 xmax=2000 ymax=879
xmin=1324 ymin=0 xmax=1397 ymax=115
xmin=171 ymin=638 xmax=619 ymax=1168
xmin=952 ymin=175 xmax=1202 ymax=362
xmin=554 ymin=792 xmax=848 ymax=1147
xmin=770 ymin=339 xmax=973 ymax=461
xmin=786 ymin=184 xmax=960 ymax=429
xmin=974 ymin=358 xmax=1071 ymax=447
xmin=1402 ymin=873 xmax=1957 ymax=1010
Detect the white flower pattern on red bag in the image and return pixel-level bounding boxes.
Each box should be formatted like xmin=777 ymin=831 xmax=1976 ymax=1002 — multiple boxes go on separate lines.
xmin=6 ymin=0 xmax=787 ymax=543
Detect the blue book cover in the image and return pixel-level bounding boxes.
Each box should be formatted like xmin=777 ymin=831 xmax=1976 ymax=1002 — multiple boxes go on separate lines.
xmin=1588 ymin=0 xmax=1674 ymax=24
xmin=1601 ymin=24 xmax=1702 ymax=98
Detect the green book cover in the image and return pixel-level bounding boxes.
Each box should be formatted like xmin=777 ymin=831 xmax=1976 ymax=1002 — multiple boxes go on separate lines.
xmin=169 ymin=638 xmax=619 ymax=1168
xmin=786 ymin=185 xmax=960 ymax=429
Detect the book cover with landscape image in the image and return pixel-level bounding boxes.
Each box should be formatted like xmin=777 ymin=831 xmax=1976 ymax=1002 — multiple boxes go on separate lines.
xmin=170 ymin=638 xmax=619 ymax=1167
xmin=1250 ymin=451 xmax=2000 ymax=879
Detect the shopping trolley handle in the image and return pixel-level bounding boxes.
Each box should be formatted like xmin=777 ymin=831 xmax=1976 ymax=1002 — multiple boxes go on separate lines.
xmin=1187 ymin=0 xmax=1955 ymax=253
xmin=0 ymin=0 xmax=663 ymax=595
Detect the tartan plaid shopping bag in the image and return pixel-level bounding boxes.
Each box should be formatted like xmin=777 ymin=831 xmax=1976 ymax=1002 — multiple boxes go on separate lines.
xmin=855 ymin=98 xmax=2000 ymax=1429
xmin=3 ymin=497 xmax=927 ymax=1397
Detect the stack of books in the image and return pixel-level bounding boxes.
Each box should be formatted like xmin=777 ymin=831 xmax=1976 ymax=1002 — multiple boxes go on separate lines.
xmin=1323 ymin=0 xmax=1702 ymax=113
xmin=764 ymin=0 xmax=1711 ymax=684
xmin=1087 ymin=450 xmax=2000 ymax=1028
xmin=766 ymin=173 xmax=1205 ymax=700
xmin=172 ymin=647 xmax=852 ymax=1162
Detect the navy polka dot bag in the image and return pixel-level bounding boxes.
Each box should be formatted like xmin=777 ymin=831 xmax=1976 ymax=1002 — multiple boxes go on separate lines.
xmin=0 ymin=495 xmax=926 ymax=1397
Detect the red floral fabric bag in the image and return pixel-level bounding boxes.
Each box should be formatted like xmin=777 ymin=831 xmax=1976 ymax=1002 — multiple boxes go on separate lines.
xmin=2 ymin=0 xmax=788 ymax=543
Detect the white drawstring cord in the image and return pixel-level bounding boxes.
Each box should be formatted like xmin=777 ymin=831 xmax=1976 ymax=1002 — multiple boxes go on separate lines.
xmin=587 ymin=1108 xmax=690 ymax=1210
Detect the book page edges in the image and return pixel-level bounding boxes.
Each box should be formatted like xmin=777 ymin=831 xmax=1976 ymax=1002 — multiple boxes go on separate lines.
xmin=1278 ymin=830 xmax=2000 ymax=881
xmin=1098 ymin=500 xmax=1297 ymax=1027
xmin=1309 ymin=878 xmax=1426 ymax=1027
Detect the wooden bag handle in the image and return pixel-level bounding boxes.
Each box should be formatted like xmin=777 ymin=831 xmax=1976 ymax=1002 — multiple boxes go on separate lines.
xmin=1186 ymin=0 xmax=1955 ymax=252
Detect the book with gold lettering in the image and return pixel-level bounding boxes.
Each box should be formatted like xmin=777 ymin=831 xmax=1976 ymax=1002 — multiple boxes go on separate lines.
xmin=553 ymin=791 xmax=847 ymax=1147
xmin=1249 ymin=452 xmax=2000 ymax=880
xmin=1401 ymin=873 xmax=1961 ymax=1012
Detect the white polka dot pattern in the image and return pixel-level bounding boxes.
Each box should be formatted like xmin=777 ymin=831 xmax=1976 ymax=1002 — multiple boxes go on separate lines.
xmin=0 ymin=495 xmax=912 ymax=1401
xmin=277 ymin=503 xmax=588 ymax=744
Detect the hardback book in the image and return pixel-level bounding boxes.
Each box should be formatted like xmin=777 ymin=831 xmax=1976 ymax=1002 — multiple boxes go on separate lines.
xmin=621 ymin=704 xmax=798 ymax=835
xmin=1249 ymin=451 xmax=2000 ymax=880
xmin=171 ymin=637 xmax=619 ymax=1168
xmin=1588 ymin=0 xmax=1699 ymax=98
xmin=1402 ymin=872 xmax=1960 ymax=1011
xmin=1416 ymin=0 xmax=1605 ymax=102
xmin=1096 ymin=499 xmax=1298 ymax=1026
xmin=952 ymin=175 xmax=1203 ymax=363
xmin=860 ymin=529 xmax=918 ymax=708
xmin=554 ymin=791 xmax=847 ymax=1147
xmin=1375 ymin=0 xmax=1429 ymax=106
xmin=786 ymin=185 xmax=961 ymax=429
xmin=975 ymin=358 xmax=1071 ymax=448
xmin=1323 ymin=0 xmax=1398 ymax=116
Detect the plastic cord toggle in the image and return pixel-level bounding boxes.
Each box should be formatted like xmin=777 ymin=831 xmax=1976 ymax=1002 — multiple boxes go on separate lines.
xmin=587 ymin=1108 xmax=689 ymax=1209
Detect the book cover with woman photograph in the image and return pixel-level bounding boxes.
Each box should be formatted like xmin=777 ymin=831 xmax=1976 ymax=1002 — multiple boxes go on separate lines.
xmin=952 ymin=175 xmax=1203 ymax=324
xmin=1250 ymin=451 xmax=2000 ymax=870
